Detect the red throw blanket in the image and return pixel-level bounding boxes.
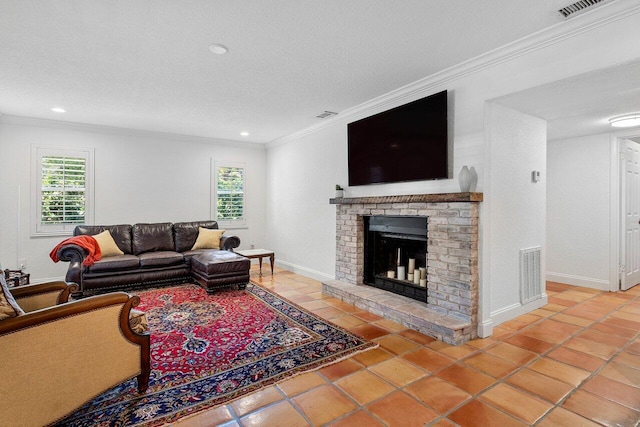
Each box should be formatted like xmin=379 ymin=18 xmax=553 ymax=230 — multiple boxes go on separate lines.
xmin=50 ymin=235 xmax=102 ymax=266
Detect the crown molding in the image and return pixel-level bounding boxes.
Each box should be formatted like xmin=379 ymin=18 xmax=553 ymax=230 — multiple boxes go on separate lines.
xmin=0 ymin=114 xmax=267 ymax=151
xmin=267 ymin=0 xmax=640 ymax=150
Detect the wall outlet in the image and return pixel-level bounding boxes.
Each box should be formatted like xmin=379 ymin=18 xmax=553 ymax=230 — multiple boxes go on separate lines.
xmin=18 ymin=259 xmax=27 ymax=270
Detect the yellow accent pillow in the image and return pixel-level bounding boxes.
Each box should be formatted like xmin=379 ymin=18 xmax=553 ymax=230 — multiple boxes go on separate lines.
xmin=191 ymin=228 xmax=225 ymax=250
xmin=93 ymin=230 xmax=124 ymax=257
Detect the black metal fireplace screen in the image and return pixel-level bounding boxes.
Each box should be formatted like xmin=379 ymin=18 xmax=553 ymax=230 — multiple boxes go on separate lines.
xmin=363 ymin=215 xmax=428 ymax=302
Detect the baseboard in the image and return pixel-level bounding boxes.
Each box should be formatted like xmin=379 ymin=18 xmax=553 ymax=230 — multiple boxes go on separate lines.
xmin=478 ymin=319 xmax=494 ymax=338
xmin=489 ymin=294 xmax=549 ymax=329
xmin=546 ymin=272 xmax=611 ymax=290
xmin=274 ymin=260 xmax=334 ymax=283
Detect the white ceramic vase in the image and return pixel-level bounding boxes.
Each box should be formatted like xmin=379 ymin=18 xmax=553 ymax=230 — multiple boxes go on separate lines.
xmin=458 ymin=166 xmax=471 ymax=192
xmin=335 ymin=189 xmax=344 ymax=198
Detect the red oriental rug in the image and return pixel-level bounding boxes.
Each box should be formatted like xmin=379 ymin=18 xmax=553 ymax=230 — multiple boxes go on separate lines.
xmin=57 ymin=283 xmax=376 ymax=426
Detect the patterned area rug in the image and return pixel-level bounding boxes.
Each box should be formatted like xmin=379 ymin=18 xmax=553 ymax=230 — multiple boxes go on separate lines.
xmin=57 ymin=283 xmax=376 ymax=426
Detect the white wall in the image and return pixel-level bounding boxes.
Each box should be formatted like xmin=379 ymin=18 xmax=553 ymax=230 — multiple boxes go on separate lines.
xmin=481 ymin=104 xmax=547 ymax=335
xmin=547 ymin=133 xmax=612 ymax=289
xmin=265 ymin=6 xmax=640 ymax=335
xmin=0 ymin=117 xmax=267 ymax=282
xmin=266 ymin=124 xmax=347 ymax=280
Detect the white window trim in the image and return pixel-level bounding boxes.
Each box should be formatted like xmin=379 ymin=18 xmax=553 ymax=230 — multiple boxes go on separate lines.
xmin=212 ymin=160 xmax=246 ymax=229
xmin=31 ymin=145 xmax=95 ymax=237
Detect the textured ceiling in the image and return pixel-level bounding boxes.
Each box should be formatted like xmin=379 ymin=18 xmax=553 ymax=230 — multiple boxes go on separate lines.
xmin=0 ymin=0 xmax=591 ymax=143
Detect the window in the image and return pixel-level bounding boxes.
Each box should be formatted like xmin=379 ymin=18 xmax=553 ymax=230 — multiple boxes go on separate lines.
xmin=32 ymin=146 xmax=94 ymax=236
xmin=213 ymin=161 xmax=245 ymax=227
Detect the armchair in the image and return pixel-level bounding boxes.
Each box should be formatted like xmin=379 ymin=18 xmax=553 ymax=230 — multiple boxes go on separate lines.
xmin=0 ymin=280 xmax=150 ymax=427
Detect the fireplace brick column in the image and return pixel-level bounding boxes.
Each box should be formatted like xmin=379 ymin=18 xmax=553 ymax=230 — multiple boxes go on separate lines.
xmin=426 ymin=202 xmax=479 ymax=323
xmin=335 ymin=206 xmax=364 ymax=285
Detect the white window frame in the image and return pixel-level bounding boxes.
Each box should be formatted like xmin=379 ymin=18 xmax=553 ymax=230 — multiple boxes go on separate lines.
xmin=31 ymin=145 xmax=94 ymax=236
xmin=212 ymin=160 xmax=246 ymax=228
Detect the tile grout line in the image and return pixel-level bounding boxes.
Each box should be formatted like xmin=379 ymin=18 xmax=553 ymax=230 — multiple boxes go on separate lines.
xmin=209 ymin=273 xmax=640 ymax=426
xmin=532 ymin=293 xmax=640 ymax=425
xmin=420 ymin=286 xmax=640 ymax=425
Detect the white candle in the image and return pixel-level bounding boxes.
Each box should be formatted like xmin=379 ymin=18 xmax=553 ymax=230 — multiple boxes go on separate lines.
xmin=408 ymin=273 xmax=414 ymax=281
xmin=419 ymin=279 xmax=427 ymax=287
xmin=387 ymin=270 xmax=395 ymax=279
xmin=397 ymin=248 xmax=401 ymax=265
xmin=408 ymin=258 xmax=415 ymax=274
xmin=413 ymin=273 xmax=420 ymax=285
xmin=397 ymin=266 xmax=406 ymax=281
xmin=419 ymin=267 xmax=427 ymax=280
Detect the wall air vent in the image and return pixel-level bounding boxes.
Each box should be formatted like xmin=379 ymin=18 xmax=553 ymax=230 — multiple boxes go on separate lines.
xmin=558 ymin=0 xmax=609 ymax=18
xmin=316 ymin=111 xmax=338 ymax=119
xmin=520 ymin=247 xmax=542 ymax=305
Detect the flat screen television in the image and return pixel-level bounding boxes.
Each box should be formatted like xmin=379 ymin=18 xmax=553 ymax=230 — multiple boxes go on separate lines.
xmin=348 ymin=90 xmax=448 ymax=186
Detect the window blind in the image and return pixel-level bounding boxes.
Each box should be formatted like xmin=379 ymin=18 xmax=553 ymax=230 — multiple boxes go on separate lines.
xmin=216 ymin=166 xmax=244 ymax=220
xmin=40 ymin=156 xmax=86 ymax=224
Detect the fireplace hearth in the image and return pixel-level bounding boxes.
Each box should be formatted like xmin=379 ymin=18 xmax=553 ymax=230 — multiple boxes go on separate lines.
xmin=364 ymin=215 xmax=427 ymax=302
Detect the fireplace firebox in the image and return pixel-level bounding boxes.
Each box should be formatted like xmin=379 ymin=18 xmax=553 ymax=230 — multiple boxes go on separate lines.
xmin=364 ymin=216 xmax=427 ymax=302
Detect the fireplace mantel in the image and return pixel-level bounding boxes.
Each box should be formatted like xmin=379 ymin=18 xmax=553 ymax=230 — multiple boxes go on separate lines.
xmin=330 ymin=192 xmax=483 ymax=205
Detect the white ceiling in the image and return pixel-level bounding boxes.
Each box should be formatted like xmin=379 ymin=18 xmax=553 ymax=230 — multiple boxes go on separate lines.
xmin=493 ymin=58 xmax=640 ymax=140
xmin=0 ymin=0 xmax=580 ymax=143
xmin=4 ymin=1 xmax=634 ymax=144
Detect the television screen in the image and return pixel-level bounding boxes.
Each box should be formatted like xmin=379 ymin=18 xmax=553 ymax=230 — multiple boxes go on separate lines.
xmin=348 ymin=90 xmax=448 ymax=186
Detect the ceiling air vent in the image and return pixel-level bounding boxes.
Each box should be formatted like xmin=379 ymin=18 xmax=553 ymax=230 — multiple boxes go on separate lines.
xmin=558 ymin=0 xmax=608 ymax=18
xmin=316 ymin=111 xmax=338 ymax=119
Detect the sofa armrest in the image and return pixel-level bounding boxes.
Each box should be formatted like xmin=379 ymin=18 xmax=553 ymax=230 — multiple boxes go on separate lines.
xmin=11 ymin=281 xmax=78 ymax=312
xmin=55 ymin=243 xmax=87 ymax=288
xmin=220 ymin=234 xmax=241 ymax=251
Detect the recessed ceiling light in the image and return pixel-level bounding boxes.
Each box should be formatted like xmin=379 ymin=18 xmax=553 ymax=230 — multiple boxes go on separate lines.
xmin=240 ymin=131 xmax=250 ymax=137
xmin=609 ymin=113 xmax=640 ymax=128
xmin=209 ymin=44 xmax=228 ymax=55
xmin=51 ymin=107 xmax=67 ymax=113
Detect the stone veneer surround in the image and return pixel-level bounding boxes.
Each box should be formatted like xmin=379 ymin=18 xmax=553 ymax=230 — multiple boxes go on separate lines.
xmin=325 ymin=193 xmax=482 ymax=344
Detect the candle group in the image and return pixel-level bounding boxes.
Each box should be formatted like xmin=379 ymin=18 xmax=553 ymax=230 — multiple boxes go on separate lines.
xmin=387 ymin=255 xmax=426 ymax=287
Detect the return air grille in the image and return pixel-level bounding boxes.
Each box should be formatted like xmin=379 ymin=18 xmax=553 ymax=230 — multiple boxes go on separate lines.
xmin=520 ymin=247 xmax=542 ymax=305
xmin=316 ymin=111 xmax=338 ymax=119
xmin=559 ymin=0 xmax=608 ymax=18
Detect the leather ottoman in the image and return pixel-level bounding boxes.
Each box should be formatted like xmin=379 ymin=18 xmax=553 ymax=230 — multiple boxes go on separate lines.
xmin=191 ymin=251 xmax=250 ymax=293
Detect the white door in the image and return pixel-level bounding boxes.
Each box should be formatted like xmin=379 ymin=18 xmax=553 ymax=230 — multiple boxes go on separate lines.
xmin=621 ymin=139 xmax=640 ymax=290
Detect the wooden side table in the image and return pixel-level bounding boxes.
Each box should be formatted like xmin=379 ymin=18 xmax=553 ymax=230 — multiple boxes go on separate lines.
xmin=235 ymin=249 xmax=275 ymax=276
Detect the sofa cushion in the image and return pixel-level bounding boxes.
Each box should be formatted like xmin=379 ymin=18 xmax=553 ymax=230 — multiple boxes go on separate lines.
xmin=173 ymin=220 xmax=219 ymax=252
xmin=139 ymin=251 xmax=184 ymax=268
xmin=0 ymin=274 xmax=24 ymax=320
xmin=75 ymin=224 xmax=133 ymax=254
xmin=191 ymin=228 xmax=226 ymax=250
xmin=88 ymin=254 xmax=140 ymax=272
xmin=132 ymin=223 xmax=174 ymax=255
xmin=93 ymin=230 xmax=124 ymax=257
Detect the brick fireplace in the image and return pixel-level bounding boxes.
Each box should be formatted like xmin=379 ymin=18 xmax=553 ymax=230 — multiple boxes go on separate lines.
xmin=323 ymin=193 xmax=482 ymax=344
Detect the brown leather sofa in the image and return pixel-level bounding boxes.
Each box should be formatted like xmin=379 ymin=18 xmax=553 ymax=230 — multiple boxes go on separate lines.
xmin=55 ymin=220 xmax=248 ymax=295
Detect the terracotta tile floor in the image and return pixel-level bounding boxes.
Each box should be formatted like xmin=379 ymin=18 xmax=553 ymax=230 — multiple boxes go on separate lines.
xmin=175 ymin=269 xmax=640 ymax=426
